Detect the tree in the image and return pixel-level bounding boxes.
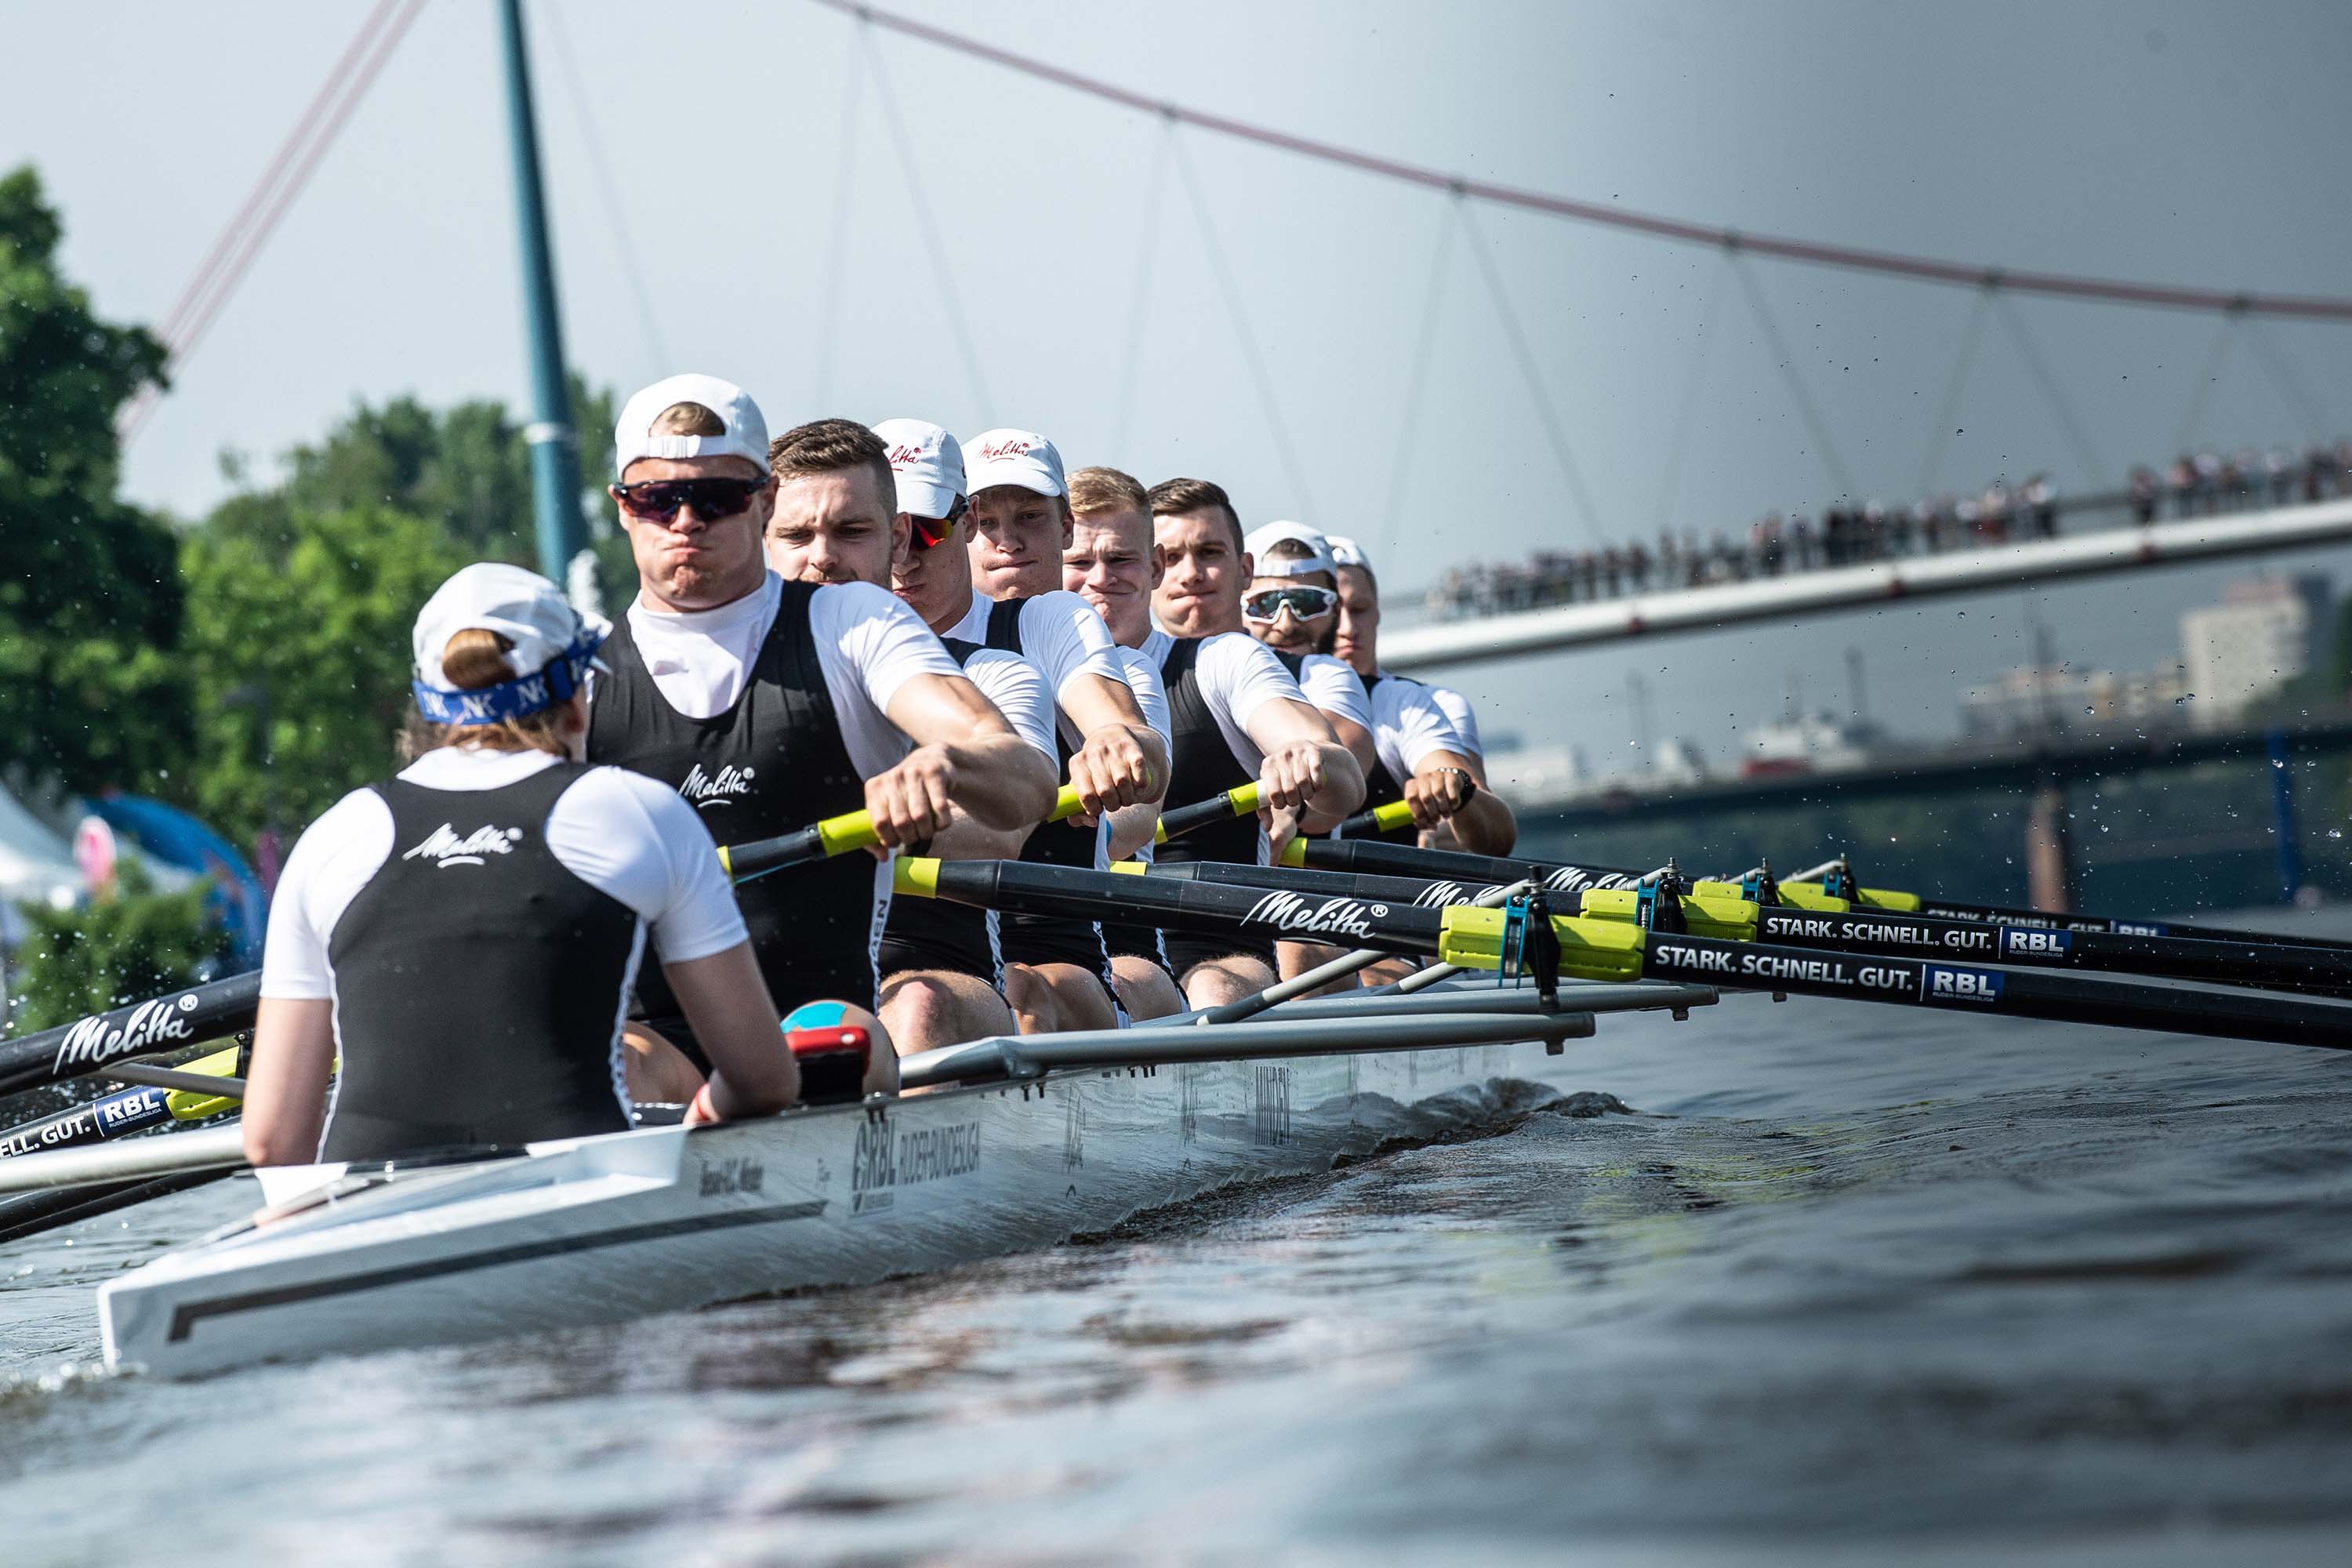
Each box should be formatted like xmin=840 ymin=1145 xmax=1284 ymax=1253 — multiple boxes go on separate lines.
xmin=282 ymin=374 xmax=620 ymax=562
xmin=178 ymin=499 xmax=472 ymax=848
xmin=5 ymin=864 xmax=216 ymax=1034
xmin=0 ymin=166 xmax=191 ymax=793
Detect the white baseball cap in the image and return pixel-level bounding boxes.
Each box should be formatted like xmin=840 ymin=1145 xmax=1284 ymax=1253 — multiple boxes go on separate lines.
xmin=1325 ymin=535 xmax=1374 ymax=575
xmin=873 ymin=418 xmax=965 ymax=519
xmin=411 ymin=563 xmax=611 ymax=725
xmin=961 ymin=429 xmax=1066 ymax=498
xmin=613 ymin=373 xmax=770 ymax=479
xmin=1243 ymin=520 xmax=1336 ymax=579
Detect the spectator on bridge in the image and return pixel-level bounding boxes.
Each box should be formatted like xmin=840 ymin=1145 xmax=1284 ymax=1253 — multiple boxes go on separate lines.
xmin=2129 ymin=465 xmax=2159 ymax=524
xmin=2266 ymin=446 xmax=2295 ymax=506
xmin=2194 ymin=449 xmax=2224 ymax=512
xmin=2023 ymin=474 xmax=2057 ymax=539
xmin=2168 ymin=455 xmax=2198 ymax=517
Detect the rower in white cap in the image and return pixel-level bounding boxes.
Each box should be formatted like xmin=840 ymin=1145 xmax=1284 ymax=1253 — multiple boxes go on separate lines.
xmin=243 ymin=563 xmax=802 ymax=1168
xmin=1326 ymin=534 xmax=1515 ymax=855
xmin=904 ymin=427 xmax=1168 ymax=1035
xmin=583 ymin=377 xmax=1054 ymax=1086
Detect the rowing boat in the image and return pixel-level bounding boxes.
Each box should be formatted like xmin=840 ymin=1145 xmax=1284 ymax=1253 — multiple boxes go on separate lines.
xmin=96 ymin=987 xmax=1679 ymax=1377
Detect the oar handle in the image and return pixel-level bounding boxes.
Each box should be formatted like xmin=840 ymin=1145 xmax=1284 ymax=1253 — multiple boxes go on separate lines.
xmin=1334 ymin=778 xmax=1479 ymax=840
xmin=725 ymin=785 xmax=1088 ymax=880
xmin=1154 ymin=782 xmax=1261 ymax=844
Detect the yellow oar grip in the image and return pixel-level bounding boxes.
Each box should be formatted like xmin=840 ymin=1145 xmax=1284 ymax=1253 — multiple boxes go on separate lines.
xmin=1371 ymin=800 xmax=1416 ymax=832
xmin=1279 ymin=837 xmax=1307 ymax=867
xmin=817 ymin=809 xmax=881 ymax=858
xmin=715 ymin=845 xmax=732 ymax=876
xmin=892 ymin=856 xmax=942 ymax=897
xmin=1227 ymin=782 xmax=1261 ymax=816
xmin=165 ymin=1043 xmax=245 ymax=1122
xmin=1436 ymin=909 xmax=1647 ymax=982
xmin=1051 ymin=784 xmax=1084 ymax=822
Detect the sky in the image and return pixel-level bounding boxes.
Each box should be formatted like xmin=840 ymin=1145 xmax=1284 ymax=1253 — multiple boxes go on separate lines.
xmin=7 ymin=0 xmax=2352 ymax=768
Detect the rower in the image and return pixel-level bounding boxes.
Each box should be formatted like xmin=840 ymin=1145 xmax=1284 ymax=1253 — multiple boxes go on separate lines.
xmin=760 ymin=414 xmax=1057 ymax=1054
xmin=1236 ymin=520 xmax=1381 ymax=780
xmin=1326 ymin=534 xmax=1515 ymax=855
xmin=584 ymin=376 xmax=1054 ymax=1086
xmin=1145 ymin=476 xmax=1366 ymax=1007
xmin=244 ymin=564 xmax=800 ymax=1167
xmin=930 ymin=429 xmax=1171 ymax=1035
xmin=1062 ymin=465 xmax=1185 ymax=1022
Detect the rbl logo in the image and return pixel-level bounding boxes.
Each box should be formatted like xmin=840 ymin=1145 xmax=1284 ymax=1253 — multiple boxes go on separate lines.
xmin=2000 ymin=928 xmax=2071 ymax=958
xmin=1925 ymin=964 xmax=2003 ymax=1004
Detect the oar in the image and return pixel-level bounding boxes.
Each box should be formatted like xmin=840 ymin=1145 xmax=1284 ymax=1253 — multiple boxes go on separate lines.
xmin=891 ymin=857 xmax=2352 ymax=1051
xmin=1139 ymin=857 xmax=2352 ymax=999
xmin=1330 ymin=782 xmax=1478 ymax=840
xmin=724 ymin=782 xmax=1090 ymax=880
xmin=1154 ymin=782 xmax=1262 ymax=844
xmin=0 ymin=1045 xmax=243 ymax=1161
xmin=1785 ymin=852 xmax=2352 ymax=956
xmin=0 ymin=788 xmax=1091 ymax=1101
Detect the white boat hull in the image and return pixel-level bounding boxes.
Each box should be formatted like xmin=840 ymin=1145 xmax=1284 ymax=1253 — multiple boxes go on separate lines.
xmin=101 ymin=1040 xmax=1551 ymax=1377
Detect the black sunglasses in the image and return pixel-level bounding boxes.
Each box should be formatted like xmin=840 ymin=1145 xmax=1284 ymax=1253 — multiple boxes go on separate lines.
xmin=612 ymin=476 xmax=767 ymax=524
xmin=908 ymin=495 xmax=971 ymax=551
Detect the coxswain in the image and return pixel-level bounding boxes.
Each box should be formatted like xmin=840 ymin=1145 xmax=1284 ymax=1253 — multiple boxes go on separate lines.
xmin=762 ymin=415 xmax=1058 ymax=1054
xmin=1145 ymin=477 xmax=1366 ymax=1007
xmin=244 ymin=564 xmax=800 ymax=1167
xmin=902 ymin=428 xmax=1168 ymax=1034
xmin=1327 ymin=534 xmax=1516 ymax=855
xmin=583 ymin=376 xmax=1054 ymax=1087
xmin=1061 ymin=465 xmax=1184 ymax=1021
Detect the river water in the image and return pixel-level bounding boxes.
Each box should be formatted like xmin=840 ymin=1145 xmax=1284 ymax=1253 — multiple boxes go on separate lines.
xmin=6 ymin=910 xmax=2352 ymax=1564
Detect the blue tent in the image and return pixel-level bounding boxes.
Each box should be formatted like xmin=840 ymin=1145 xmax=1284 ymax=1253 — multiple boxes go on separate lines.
xmin=79 ymin=793 xmax=270 ymax=967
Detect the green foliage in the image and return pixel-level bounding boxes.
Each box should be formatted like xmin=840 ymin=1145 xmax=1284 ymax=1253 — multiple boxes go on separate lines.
xmin=179 ymin=499 xmax=472 ymax=848
xmin=281 ymin=375 xmax=619 ymax=559
xmin=5 ymin=863 xmax=216 ymax=1033
xmin=0 ymin=166 xmax=192 ymax=792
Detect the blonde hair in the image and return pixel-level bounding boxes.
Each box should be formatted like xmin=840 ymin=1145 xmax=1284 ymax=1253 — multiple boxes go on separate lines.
xmin=1069 ymin=466 xmax=1149 ymax=519
xmin=400 ymin=628 xmax=573 ymax=760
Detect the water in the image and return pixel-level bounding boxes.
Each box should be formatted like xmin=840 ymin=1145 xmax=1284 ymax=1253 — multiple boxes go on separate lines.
xmin=8 ymin=916 xmax=2352 ymax=1563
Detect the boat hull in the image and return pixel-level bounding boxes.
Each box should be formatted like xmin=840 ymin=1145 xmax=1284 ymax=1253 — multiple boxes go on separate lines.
xmin=100 ymin=1040 xmax=1547 ymax=1377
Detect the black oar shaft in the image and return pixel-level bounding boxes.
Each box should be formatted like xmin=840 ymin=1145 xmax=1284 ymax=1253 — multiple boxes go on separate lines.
xmin=1904 ymin=893 xmax=2352 ymax=957
xmin=1294 ymin=836 xmax=1646 ymax=895
xmin=910 ymin=860 xmax=2352 ymax=1051
xmin=0 ymin=973 xmax=261 ymax=1101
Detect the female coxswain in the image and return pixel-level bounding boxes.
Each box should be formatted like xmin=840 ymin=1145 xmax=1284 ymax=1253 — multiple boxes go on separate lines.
xmin=243 ymin=563 xmax=807 ymax=1167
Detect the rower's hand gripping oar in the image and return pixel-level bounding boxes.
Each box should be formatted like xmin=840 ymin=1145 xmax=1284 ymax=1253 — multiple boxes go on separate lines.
xmin=1330 ymin=779 xmax=1481 ymax=841
xmin=723 ymin=783 xmax=1091 ymax=881
xmin=1153 ymin=782 xmax=1262 ymax=844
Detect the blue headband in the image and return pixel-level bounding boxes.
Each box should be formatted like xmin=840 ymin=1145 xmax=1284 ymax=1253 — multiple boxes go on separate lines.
xmin=411 ymin=628 xmax=606 ymax=727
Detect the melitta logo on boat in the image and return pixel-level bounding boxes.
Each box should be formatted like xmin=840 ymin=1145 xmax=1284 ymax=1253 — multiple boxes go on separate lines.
xmin=49 ymin=992 xmax=200 ymax=1075
xmin=678 ymin=763 xmax=757 ymax=808
xmin=1414 ymin=881 xmax=1474 ymax=908
xmin=1241 ymin=890 xmax=1385 ymax=938
xmin=1998 ymin=927 xmax=2072 ymax=960
xmin=401 ymin=823 xmax=524 ymax=868
xmin=1923 ymin=964 xmax=2004 ymax=1004
xmin=851 ymin=1116 xmax=983 ymax=1214
xmin=1544 ymin=866 xmax=1635 ymax=894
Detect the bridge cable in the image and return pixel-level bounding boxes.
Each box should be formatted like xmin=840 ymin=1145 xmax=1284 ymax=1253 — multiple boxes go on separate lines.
xmin=1377 ymin=196 xmax=1461 ymax=561
xmin=2238 ymin=317 xmax=2332 ymax=443
xmin=1651 ymin=250 xmax=1730 ymax=536
xmin=1457 ymin=202 xmax=1602 ymax=539
xmin=1993 ymin=292 xmax=2108 ymax=483
xmin=1108 ymin=119 xmax=1174 ymax=464
xmin=811 ymin=22 xmax=869 ymax=408
xmin=1169 ymin=130 xmax=1321 ymax=519
xmin=537 ymin=0 xmax=668 ymax=378
xmin=861 ymin=25 xmax=994 ymax=413
xmin=1915 ymin=285 xmax=1991 ymax=495
xmin=2171 ymin=314 xmax=2239 ymax=453
xmin=1730 ymin=251 xmax=1857 ymax=500
xmin=119 ymin=0 xmax=423 ymax=442
xmin=808 ymin=0 xmax=2352 ymax=325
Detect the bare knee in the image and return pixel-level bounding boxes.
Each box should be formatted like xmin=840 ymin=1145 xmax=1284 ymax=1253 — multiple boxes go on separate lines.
xmin=621 ymin=1022 xmax=704 ymax=1106
xmin=1180 ymin=957 xmax=1273 ymax=1010
xmin=1109 ymin=956 xmax=1185 ymax=1022
xmin=880 ymin=971 xmax=1013 ymax=1056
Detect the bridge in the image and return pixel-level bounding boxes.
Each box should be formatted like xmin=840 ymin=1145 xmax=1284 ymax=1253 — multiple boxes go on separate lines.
xmin=1385 ymin=497 xmax=2352 ymax=672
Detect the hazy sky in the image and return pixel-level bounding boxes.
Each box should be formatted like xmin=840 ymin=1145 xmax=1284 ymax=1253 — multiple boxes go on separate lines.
xmin=9 ymin=0 xmax=2351 ymax=765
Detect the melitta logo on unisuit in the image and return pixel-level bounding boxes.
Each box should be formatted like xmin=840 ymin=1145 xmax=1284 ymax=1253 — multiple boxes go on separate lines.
xmin=679 ymin=763 xmax=757 ymax=808
xmin=401 ymin=824 xmax=524 ymax=868
xmin=1241 ymin=890 xmax=1385 ymax=939
xmin=49 ymin=993 xmax=200 ymax=1074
